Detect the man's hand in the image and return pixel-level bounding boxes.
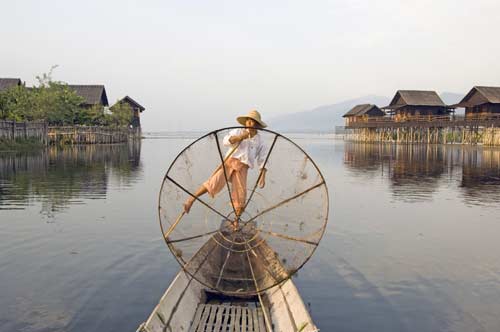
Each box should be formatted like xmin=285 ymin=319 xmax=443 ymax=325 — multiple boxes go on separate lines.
xmin=258 ymin=169 xmax=267 ymax=188
xmin=229 ymin=130 xmax=252 ymax=144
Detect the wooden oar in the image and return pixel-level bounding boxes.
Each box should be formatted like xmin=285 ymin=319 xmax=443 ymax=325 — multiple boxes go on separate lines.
xmin=210 ymin=136 xmax=243 ymax=177
xmin=163 ymin=210 xmax=186 ymax=239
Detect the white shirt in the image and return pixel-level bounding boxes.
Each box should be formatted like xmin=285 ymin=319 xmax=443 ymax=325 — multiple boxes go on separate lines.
xmin=223 ymin=128 xmax=268 ymax=169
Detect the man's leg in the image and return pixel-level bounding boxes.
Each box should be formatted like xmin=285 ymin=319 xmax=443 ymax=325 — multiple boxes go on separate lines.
xmin=183 ymin=186 xmax=208 ymax=213
xmin=230 ymin=164 xmax=248 ymax=228
xmin=183 ymin=165 xmax=230 ymax=214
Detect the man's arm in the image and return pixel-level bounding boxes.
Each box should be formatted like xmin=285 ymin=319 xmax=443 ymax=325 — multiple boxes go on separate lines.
xmin=258 ymin=167 xmax=267 ymax=188
xmin=223 ymin=129 xmax=250 ymax=146
xmin=228 ymin=130 xmax=250 ymax=144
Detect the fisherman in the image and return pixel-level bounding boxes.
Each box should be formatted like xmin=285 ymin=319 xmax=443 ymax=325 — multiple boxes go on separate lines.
xmin=183 ymin=110 xmax=268 ymax=228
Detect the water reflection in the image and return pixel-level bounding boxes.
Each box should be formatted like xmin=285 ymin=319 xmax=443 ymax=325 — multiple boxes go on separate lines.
xmin=1 ymin=137 xmax=499 ymax=332
xmin=461 ymin=148 xmax=500 ymax=205
xmin=0 ymin=142 xmax=142 ymax=214
xmin=344 ymin=142 xmax=500 ymax=205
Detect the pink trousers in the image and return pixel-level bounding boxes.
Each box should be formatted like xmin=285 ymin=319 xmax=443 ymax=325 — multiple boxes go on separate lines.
xmin=203 ymin=158 xmax=249 ymax=209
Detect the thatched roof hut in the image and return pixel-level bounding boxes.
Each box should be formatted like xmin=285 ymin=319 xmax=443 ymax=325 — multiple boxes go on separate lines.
xmin=68 ymin=85 xmax=109 ymax=107
xmin=0 ymin=78 xmax=22 ymax=92
xmin=114 ymin=96 xmax=146 ymax=128
xmin=343 ymin=104 xmax=385 ymax=126
xmin=343 ymin=104 xmax=384 ymax=117
xmin=382 ymin=90 xmax=452 ymax=116
xmin=119 ymin=96 xmax=145 ymax=112
xmin=453 ymin=86 xmax=500 ymax=115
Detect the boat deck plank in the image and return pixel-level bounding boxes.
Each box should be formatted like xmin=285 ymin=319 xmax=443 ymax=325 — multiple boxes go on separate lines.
xmin=189 ymin=303 xmax=265 ymax=332
xmin=221 ymin=306 xmax=231 ymax=331
xmin=228 ymin=306 xmax=235 ymax=332
xmin=247 ymin=308 xmax=254 ymax=332
xmin=235 ymin=306 xmax=241 ymax=331
xmin=241 ymin=307 xmax=247 ymax=331
xmin=213 ymin=305 xmax=224 ymax=331
xmin=251 ymin=308 xmax=258 ymax=332
xmin=257 ymin=309 xmax=266 ymax=332
xmin=207 ymin=305 xmax=217 ymax=330
xmin=190 ymin=304 xmax=205 ymax=332
xmin=194 ymin=303 xmax=211 ymax=332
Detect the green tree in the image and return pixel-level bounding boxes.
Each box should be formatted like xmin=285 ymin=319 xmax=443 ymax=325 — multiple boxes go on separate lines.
xmin=0 ymin=67 xmax=85 ymax=124
xmin=75 ymin=105 xmax=107 ymax=126
xmin=33 ymin=67 xmax=85 ymax=125
xmin=108 ymin=101 xmax=132 ymax=127
xmin=0 ymin=85 xmax=34 ymax=121
xmin=0 ymin=67 xmax=130 ymax=127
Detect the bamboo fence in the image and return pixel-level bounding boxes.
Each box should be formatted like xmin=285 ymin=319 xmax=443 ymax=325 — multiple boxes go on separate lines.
xmin=0 ymin=120 xmax=48 ymax=144
xmin=0 ymin=120 xmax=140 ymax=145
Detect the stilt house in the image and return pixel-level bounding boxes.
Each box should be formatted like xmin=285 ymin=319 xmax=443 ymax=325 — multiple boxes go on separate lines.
xmin=382 ymin=90 xmax=452 ymax=121
xmin=453 ymin=86 xmax=500 ymax=117
xmin=343 ymin=104 xmax=385 ymax=126
xmin=115 ymin=96 xmax=146 ymax=128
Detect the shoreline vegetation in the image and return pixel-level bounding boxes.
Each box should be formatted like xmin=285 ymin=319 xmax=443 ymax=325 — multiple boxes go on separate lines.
xmin=0 ymin=68 xmax=136 ymax=150
xmin=0 ymin=73 xmax=132 ymax=127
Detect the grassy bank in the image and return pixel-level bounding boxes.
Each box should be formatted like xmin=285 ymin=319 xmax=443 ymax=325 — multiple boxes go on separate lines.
xmin=0 ymin=138 xmax=45 ymax=152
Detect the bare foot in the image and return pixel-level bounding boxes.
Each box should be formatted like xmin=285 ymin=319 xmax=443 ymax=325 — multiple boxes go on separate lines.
xmin=183 ymin=197 xmax=194 ymax=214
xmin=231 ymin=220 xmax=239 ymax=231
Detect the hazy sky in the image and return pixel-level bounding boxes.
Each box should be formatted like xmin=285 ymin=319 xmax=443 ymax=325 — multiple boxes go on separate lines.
xmin=2 ymin=0 xmax=499 ymax=131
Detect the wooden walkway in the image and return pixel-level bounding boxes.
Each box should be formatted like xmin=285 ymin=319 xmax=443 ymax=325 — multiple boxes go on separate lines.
xmin=346 ymin=114 xmax=500 ymax=129
xmin=189 ymin=304 xmax=266 ymax=332
xmin=48 ymin=126 xmax=139 ymax=144
xmin=345 ymin=114 xmax=500 ymax=145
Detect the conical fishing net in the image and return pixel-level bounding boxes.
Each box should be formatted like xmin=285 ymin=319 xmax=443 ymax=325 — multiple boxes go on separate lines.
xmin=159 ymin=127 xmax=329 ymax=295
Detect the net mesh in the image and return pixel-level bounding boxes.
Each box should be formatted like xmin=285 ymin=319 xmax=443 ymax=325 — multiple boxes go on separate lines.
xmin=159 ymin=127 xmax=329 ymax=295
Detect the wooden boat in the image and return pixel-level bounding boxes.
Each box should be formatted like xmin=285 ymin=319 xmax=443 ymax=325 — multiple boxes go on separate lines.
xmin=135 ymin=268 xmax=318 ymax=332
xmin=143 ymin=127 xmax=328 ymax=331
xmin=136 ymin=230 xmax=319 ymax=332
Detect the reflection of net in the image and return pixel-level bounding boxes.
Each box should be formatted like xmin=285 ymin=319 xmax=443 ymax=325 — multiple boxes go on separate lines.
xmin=159 ymin=127 xmax=328 ymax=295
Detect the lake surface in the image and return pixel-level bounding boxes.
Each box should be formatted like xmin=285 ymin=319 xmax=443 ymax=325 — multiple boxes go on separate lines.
xmin=1 ymin=135 xmax=500 ymax=332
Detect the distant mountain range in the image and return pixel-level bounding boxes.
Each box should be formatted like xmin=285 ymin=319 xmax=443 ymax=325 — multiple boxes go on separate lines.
xmin=440 ymin=92 xmax=463 ymax=105
xmin=268 ymin=92 xmax=464 ymax=132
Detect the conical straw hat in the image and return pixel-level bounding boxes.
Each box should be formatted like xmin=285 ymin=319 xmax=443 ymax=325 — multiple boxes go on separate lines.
xmin=236 ymin=110 xmax=267 ymax=128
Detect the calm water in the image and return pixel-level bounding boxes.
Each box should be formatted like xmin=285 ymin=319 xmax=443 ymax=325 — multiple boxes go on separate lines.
xmin=1 ymin=136 xmax=500 ymax=332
